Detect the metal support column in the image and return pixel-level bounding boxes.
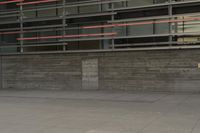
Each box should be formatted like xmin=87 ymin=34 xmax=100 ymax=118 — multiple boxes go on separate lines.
xmin=168 ymin=0 xmax=173 ymax=45
xmin=110 ymin=2 xmax=115 ymax=50
xmin=62 ymin=0 xmax=66 ymax=51
xmin=19 ymin=2 xmax=24 ymax=53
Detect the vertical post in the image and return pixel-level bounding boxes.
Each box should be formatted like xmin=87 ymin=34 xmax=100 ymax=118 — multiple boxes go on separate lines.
xmin=100 ymin=3 xmax=103 ymax=49
xmin=182 ymin=20 xmax=185 ymax=42
xmin=62 ymin=0 xmax=66 ymax=51
xmin=19 ymin=1 xmax=24 ymax=53
xmin=168 ymin=0 xmax=173 ymax=45
xmin=125 ymin=0 xmax=128 ymax=38
xmin=110 ymin=2 xmax=115 ymax=50
xmin=153 ymin=0 xmax=156 ymax=36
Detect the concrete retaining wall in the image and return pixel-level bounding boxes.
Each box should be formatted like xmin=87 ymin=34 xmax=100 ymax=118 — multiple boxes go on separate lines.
xmin=1 ymin=49 xmax=200 ymax=92
xmin=0 ymin=56 xmax=2 ymax=89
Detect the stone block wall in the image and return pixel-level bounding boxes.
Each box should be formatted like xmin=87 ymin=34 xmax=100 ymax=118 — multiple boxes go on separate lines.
xmin=1 ymin=49 xmax=200 ymax=92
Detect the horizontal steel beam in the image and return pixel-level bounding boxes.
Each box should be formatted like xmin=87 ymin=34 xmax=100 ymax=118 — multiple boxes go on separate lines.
xmin=17 ymin=32 xmax=117 ymax=41
xmin=17 ymin=0 xmax=60 ymax=6
xmin=2 ymin=45 xmax=200 ymax=56
xmin=22 ymin=0 xmax=128 ymax=13
xmin=110 ymin=0 xmax=200 ymax=12
xmin=113 ymin=41 xmax=200 ymax=47
xmin=1 ymin=41 xmax=200 ymax=49
xmin=0 ymin=43 xmax=67 ymax=48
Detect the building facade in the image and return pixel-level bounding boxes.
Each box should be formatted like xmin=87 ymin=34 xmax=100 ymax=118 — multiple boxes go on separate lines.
xmin=0 ymin=0 xmax=200 ymax=54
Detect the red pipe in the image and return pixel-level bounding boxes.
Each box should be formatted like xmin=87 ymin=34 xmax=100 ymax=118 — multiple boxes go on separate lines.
xmin=17 ymin=32 xmax=117 ymax=41
xmin=0 ymin=0 xmax=23 ymax=5
xmin=82 ymin=17 xmax=200 ymax=29
xmin=1 ymin=17 xmax=200 ymax=36
xmin=17 ymin=0 xmax=60 ymax=6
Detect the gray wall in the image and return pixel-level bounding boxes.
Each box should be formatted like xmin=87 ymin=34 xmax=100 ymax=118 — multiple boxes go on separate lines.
xmin=1 ymin=49 xmax=200 ymax=92
xmin=0 ymin=56 xmax=2 ymax=89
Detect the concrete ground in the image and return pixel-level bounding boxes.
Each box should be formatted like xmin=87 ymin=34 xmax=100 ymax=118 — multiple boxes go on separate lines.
xmin=0 ymin=90 xmax=200 ymax=133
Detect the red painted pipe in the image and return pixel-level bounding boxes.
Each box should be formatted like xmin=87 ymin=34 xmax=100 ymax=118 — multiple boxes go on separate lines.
xmin=1 ymin=17 xmax=199 ymax=36
xmin=0 ymin=0 xmax=23 ymax=5
xmin=82 ymin=17 xmax=200 ymax=29
xmin=17 ymin=0 xmax=60 ymax=6
xmin=17 ymin=32 xmax=117 ymax=41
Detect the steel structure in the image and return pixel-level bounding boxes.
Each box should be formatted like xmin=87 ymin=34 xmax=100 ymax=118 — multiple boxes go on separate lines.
xmin=0 ymin=0 xmax=200 ymax=54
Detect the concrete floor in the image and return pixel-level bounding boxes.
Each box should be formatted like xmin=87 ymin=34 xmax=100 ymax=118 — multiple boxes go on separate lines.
xmin=0 ymin=91 xmax=200 ymax=133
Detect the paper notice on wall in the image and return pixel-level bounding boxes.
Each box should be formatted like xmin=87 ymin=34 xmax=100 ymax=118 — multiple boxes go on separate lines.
xmin=82 ymin=58 xmax=98 ymax=90
xmin=198 ymin=63 xmax=200 ymax=68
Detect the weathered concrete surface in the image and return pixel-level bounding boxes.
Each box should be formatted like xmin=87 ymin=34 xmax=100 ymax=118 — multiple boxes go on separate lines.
xmin=1 ymin=49 xmax=200 ymax=92
xmin=0 ymin=90 xmax=200 ymax=133
xmin=0 ymin=56 xmax=2 ymax=89
xmin=82 ymin=58 xmax=99 ymax=90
